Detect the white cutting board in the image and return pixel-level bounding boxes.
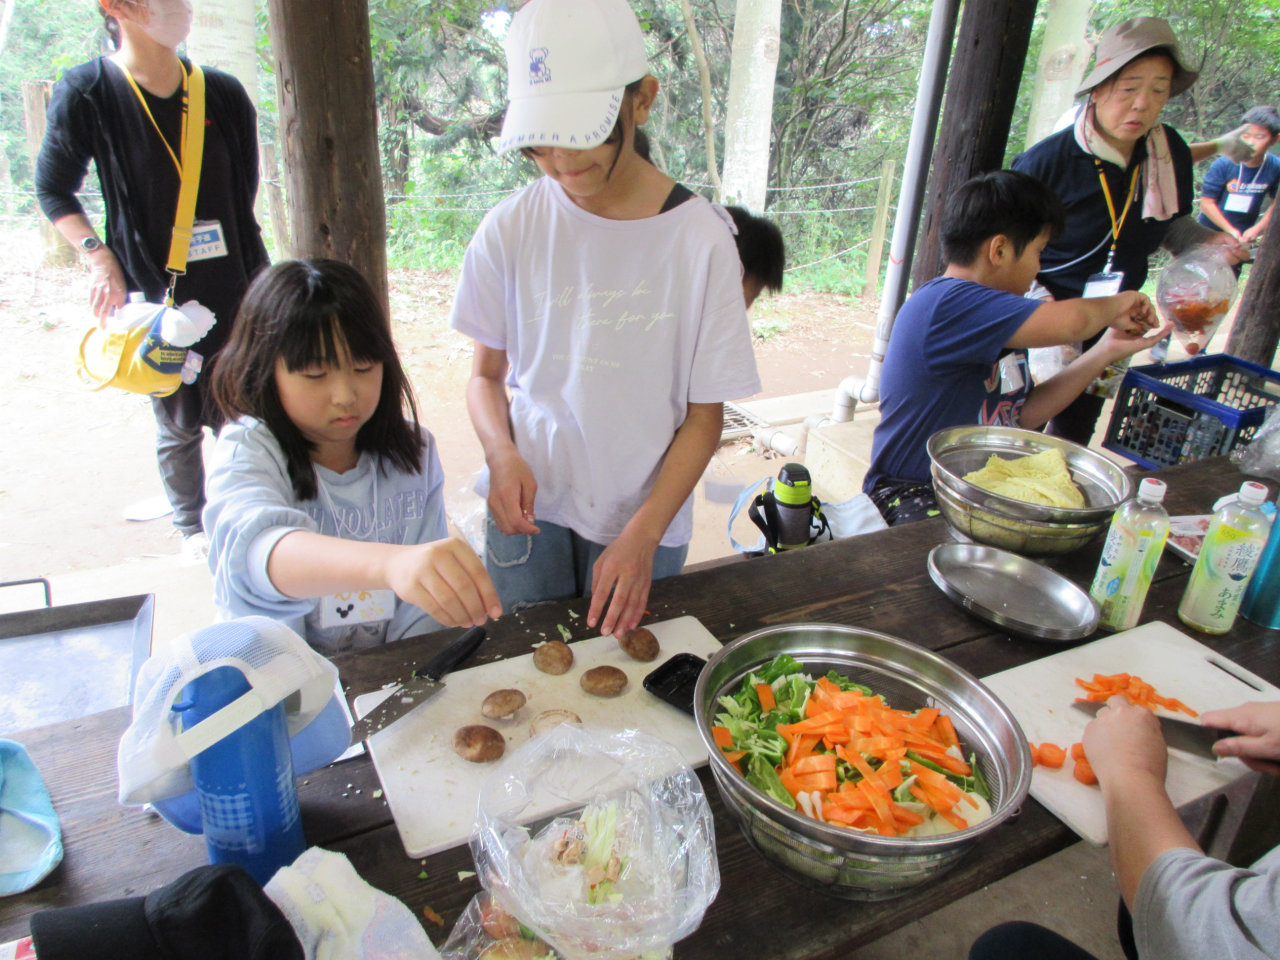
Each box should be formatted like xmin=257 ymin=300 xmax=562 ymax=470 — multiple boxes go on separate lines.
xmin=983 ymin=621 xmax=1280 ymax=845
xmin=354 ymin=615 xmax=722 ymax=858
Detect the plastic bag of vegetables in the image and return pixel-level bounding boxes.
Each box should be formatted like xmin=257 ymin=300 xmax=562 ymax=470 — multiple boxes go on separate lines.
xmin=441 ymin=725 xmax=719 ymax=960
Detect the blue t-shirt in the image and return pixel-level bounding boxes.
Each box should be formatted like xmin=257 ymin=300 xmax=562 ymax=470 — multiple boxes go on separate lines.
xmin=863 ymin=277 xmax=1041 ymax=491
xmin=1197 ymin=153 xmax=1280 ymax=233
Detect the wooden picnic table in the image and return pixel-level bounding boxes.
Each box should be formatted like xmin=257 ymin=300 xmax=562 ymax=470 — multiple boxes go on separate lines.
xmin=3 ymin=456 xmax=1278 ymax=957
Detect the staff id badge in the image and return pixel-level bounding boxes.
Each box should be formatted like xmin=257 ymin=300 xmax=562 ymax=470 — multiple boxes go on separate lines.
xmin=186 ymin=220 xmax=228 ymax=262
xmin=1224 ymin=192 xmax=1253 ymax=214
xmin=1082 ymin=269 xmax=1124 ymax=298
xmin=320 ymin=588 xmax=396 ymax=629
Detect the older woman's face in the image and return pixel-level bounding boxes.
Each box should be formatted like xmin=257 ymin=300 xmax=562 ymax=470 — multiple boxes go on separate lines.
xmin=1090 ymin=53 xmax=1176 ymax=147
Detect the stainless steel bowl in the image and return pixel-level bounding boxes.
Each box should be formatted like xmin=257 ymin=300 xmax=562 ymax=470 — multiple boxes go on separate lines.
xmin=928 ymin=425 xmax=1133 ymax=556
xmin=693 ymin=623 xmax=1032 ymax=900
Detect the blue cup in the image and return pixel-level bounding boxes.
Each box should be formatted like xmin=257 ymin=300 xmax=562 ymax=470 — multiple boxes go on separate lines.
xmin=172 ymin=666 xmax=306 ymax=884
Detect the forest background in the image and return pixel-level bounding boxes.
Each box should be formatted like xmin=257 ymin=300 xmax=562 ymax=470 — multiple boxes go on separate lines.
xmin=2 ymin=0 xmax=1278 ymax=301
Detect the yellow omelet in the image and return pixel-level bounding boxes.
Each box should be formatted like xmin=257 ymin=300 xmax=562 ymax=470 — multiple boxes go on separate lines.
xmin=962 ymin=448 xmax=1085 ymax=509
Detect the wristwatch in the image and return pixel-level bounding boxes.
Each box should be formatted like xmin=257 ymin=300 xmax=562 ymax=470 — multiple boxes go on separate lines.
xmin=79 ymin=236 xmax=104 ymax=254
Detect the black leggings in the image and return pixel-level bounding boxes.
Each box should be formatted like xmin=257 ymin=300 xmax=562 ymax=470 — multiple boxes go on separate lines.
xmin=969 ymin=922 xmax=1100 ymax=960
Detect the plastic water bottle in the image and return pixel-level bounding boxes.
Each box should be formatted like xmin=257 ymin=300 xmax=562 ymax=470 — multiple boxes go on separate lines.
xmin=173 ymin=666 xmax=306 ymax=884
xmin=1240 ymin=513 xmax=1280 ymax=629
xmin=1177 ymin=481 xmax=1271 ymax=635
xmin=1089 ymin=477 xmax=1170 ymax=631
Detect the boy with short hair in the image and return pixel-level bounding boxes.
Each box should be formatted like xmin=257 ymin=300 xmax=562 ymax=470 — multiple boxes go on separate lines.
xmin=1198 ymin=105 xmax=1280 ymax=248
xmin=863 ymin=170 xmax=1166 ymax=526
xmin=723 ymin=205 xmax=785 ymax=308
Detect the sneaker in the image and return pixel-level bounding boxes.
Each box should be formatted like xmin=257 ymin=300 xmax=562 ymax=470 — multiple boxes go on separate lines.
xmin=179 ymin=532 xmax=210 ymax=567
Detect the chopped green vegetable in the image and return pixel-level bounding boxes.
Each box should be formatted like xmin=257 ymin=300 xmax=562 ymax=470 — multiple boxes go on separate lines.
xmin=556 ymin=624 xmax=572 ymax=642
xmin=417 ymin=870 xmax=429 ymax=880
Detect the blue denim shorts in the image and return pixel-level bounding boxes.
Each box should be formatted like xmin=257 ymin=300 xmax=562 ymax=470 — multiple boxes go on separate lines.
xmin=484 ymin=516 xmax=688 ymax=612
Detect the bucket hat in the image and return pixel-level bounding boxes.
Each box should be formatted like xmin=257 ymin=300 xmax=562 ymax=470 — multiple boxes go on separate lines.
xmin=496 ymin=0 xmax=649 ymax=154
xmin=1075 ymin=17 xmax=1197 ymax=98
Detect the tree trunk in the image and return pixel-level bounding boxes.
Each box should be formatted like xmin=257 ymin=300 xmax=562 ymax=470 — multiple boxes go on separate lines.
xmin=910 ymin=0 xmax=1037 ymax=290
xmin=266 ymin=0 xmax=388 ymax=314
xmin=186 ymin=0 xmax=259 ymax=104
xmin=678 ymin=0 xmax=722 ymax=199
xmin=22 ymin=80 xmax=74 ymax=265
xmin=1225 ymin=229 xmax=1280 ymax=369
xmin=721 ymin=0 xmax=781 ymax=212
xmin=1024 ymin=0 xmax=1092 ymax=149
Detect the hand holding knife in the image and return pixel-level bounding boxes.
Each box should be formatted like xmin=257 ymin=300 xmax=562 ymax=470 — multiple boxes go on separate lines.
xmin=348 ymin=625 xmax=487 ymax=745
xmin=1071 ymin=699 xmax=1232 ymax=760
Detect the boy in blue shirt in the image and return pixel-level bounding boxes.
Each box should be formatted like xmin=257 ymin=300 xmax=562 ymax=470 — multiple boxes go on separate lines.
xmin=864 ymin=170 xmax=1167 ymax=526
xmin=1198 ymin=105 xmax=1280 ymax=254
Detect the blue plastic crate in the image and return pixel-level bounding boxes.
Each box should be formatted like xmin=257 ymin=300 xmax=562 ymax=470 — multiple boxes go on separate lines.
xmin=1103 ymin=354 xmax=1280 ymax=469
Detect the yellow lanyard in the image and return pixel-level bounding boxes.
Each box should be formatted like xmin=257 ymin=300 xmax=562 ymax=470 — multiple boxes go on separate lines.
xmin=1094 ymin=159 xmax=1140 ymax=269
xmin=117 ymin=60 xmax=206 ymax=299
xmin=120 ymin=61 xmax=189 ymax=177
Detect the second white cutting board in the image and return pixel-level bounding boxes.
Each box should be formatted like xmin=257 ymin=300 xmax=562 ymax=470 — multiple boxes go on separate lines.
xmin=982 ymin=620 xmax=1280 ymax=845
xmin=354 ymin=615 xmax=723 ymax=858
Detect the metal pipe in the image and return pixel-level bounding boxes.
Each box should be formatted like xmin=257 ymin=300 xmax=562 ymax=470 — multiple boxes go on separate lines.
xmin=832 ymin=0 xmax=961 ymax=422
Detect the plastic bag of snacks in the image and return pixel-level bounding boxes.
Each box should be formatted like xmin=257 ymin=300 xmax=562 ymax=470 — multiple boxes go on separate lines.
xmin=1155 ymin=247 xmax=1238 ymax=356
xmin=441 ymin=725 xmax=719 ymax=960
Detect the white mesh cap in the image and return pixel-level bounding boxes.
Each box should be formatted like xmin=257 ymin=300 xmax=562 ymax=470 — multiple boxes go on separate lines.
xmin=118 ymin=617 xmax=340 ymax=806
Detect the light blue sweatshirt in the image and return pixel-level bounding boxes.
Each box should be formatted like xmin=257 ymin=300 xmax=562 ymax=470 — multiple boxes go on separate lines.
xmin=203 ymin=416 xmax=449 ymax=654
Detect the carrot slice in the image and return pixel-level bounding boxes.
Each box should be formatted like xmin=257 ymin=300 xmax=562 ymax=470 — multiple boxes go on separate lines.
xmin=1070 ymin=742 xmax=1087 ymax=761
xmin=712 ymin=726 xmax=734 ymax=749
xmin=756 ymin=683 xmax=777 ymax=712
xmin=1036 ymin=743 xmax=1066 ymax=769
xmin=1073 ymin=756 xmax=1097 ymax=786
xmin=793 ymin=753 xmax=837 ymax=776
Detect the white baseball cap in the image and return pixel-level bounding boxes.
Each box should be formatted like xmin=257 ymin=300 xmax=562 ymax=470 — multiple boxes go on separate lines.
xmin=497 ymin=0 xmax=650 ymax=154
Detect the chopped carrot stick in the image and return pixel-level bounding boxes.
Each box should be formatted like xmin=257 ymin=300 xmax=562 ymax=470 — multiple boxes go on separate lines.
xmin=756 ymin=683 xmax=777 ymax=712
xmin=712 ymin=726 xmax=734 ymax=749
xmin=1073 ymin=756 xmax=1097 ymax=786
xmin=793 ymin=753 xmax=837 ymax=776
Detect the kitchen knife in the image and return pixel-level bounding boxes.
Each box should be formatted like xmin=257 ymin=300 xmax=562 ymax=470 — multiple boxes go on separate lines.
xmin=1070 ymin=700 xmax=1233 ymax=760
xmin=348 ymin=625 xmax=486 ymax=744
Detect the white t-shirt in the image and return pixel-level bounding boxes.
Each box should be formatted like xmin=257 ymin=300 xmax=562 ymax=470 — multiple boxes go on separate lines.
xmin=450 ymin=176 xmax=762 ymax=547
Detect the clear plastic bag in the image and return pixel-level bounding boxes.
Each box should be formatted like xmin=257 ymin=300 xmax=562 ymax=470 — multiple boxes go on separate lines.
xmin=442 ymin=725 xmax=719 ymax=960
xmin=1155 ymin=247 xmax=1238 ymax=356
xmin=1234 ymin=404 xmax=1280 ymax=481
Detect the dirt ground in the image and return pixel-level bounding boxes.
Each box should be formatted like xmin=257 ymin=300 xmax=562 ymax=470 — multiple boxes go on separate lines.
xmin=0 ymin=225 xmax=880 ymax=580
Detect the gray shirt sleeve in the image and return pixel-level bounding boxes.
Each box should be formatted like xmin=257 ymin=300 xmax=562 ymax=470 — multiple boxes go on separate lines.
xmin=1134 ymin=844 xmax=1280 ymax=960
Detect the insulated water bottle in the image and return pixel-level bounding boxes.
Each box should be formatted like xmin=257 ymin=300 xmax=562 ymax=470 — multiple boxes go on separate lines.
xmin=1240 ymin=512 xmax=1280 ymax=629
xmin=764 ymin=463 xmax=817 ymax=551
xmin=173 ymin=666 xmax=305 ymax=884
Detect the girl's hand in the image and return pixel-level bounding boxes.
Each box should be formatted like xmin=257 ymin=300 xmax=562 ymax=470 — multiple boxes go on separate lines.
xmin=88 ymin=247 xmax=128 ymax=322
xmin=385 ymin=539 xmax=502 ymax=628
xmin=486 ymin=448 xmax=540 ymax=536
xmin=1201 ymin=702 xmax=1280 ymax=775
xmin=1082 ymin=695 xmax=1169 ymax=790
xmin=587 ymin=527 xmax=658 ymax=638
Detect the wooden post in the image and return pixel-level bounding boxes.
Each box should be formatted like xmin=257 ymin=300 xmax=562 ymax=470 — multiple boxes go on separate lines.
xmin=909 ymin=0 xmax=1038 ymax=289
xmin=862 ymin=157 xmax=896 ymax=298
xmin=1225 ymin=227 xmax=1280 ymax=369
xmin=266 ymin=0 xmax=388 ymax=314
xmin=21 ymin=80 xmax=75 ymax=265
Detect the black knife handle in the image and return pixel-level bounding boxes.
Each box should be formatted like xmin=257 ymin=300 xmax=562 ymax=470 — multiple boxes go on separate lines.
xmin=414 ymin=625 xmax=486 ymax=681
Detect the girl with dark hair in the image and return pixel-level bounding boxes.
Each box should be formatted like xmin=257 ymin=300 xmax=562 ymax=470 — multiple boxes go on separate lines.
xmin=204 ymin=259 xmax=500 ymax=654
xmin=454 ymin=0 xmax=761 ymax=640
xmin=35 ymin=0 xmax=269 ymax=558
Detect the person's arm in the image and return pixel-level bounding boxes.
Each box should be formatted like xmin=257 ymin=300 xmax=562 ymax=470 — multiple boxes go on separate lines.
xmin=265 ymin=531 xmax=500 ymax=628
xmin=1082 ymin=696 xmax=1201 ymax=909
xmin=1006 ymin=290 xmax=1156 ymax=349
xmin=1198 ymin=196 xmax=1243 ymax=239
xmin=1241 ymin=201 xmax=1273 ymax=245
xmin=1018 ymin=321 xmax=1173 ymax=428
xmin=49 ymin=213 xmax=128 ymax=320
xmin=587 ymin=401 xmax=723 ymax=638
xmin=465 ymin=341 xmax=539 ymax=536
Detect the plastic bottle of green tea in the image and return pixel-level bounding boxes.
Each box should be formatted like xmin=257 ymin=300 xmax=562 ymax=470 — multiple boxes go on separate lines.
xmin=1177 ymin=481 xmax=1271 ymax=635
xmin=1090 ymin=478 xmax=1170 ymax=631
